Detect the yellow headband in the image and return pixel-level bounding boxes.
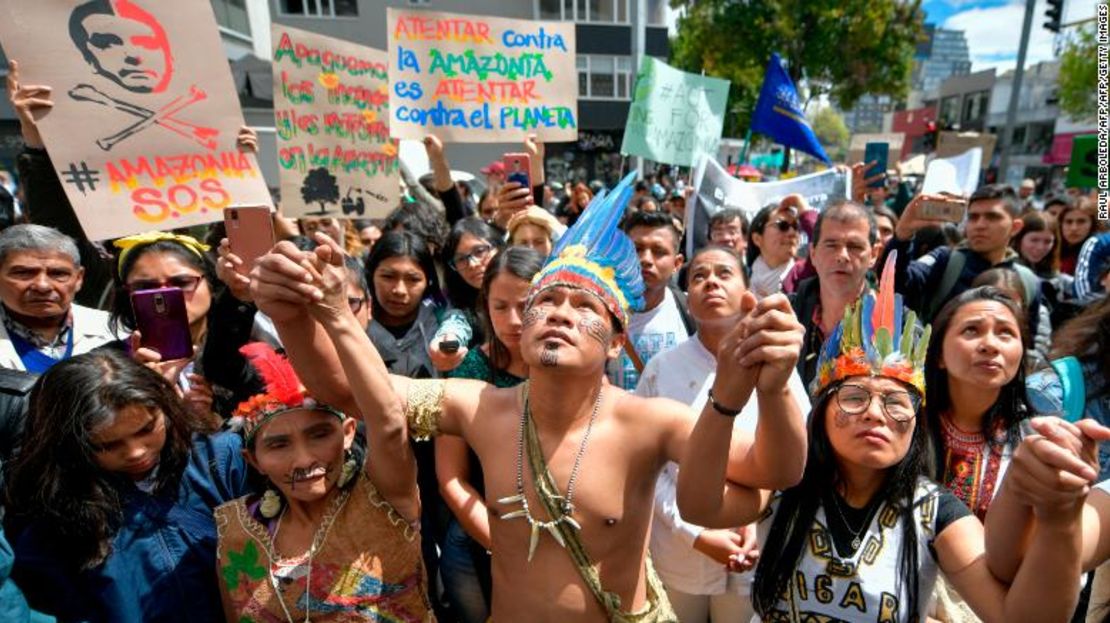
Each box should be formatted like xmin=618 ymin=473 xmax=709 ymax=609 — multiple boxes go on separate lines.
xmin=114 ymin=232 xmax=210 ymax=274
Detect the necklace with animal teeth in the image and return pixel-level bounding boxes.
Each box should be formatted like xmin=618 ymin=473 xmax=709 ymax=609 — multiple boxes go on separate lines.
xmin=498 ymin=380 xmax=602 ymax=562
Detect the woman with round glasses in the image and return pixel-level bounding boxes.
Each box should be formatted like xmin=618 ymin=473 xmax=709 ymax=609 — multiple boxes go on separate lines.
xmin=677 ymin=258 xmax=1079 ymax=622
xmin=108 ymin=232 xmax=259 ymax=425
xmin=429 ymin=217 xmax=505 ymax=373
xmin=746 ymin=196 xmax=810 ymax=299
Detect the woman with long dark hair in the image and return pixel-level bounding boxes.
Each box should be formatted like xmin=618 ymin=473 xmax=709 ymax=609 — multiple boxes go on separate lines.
xmin=677 ymin=262 xmax=1077 ymax=622
xmin=924 ymin=287 xmax=1031 ymax=522
xmin=436 ymin=246 xmax=544 ymax=623
xmin=429 ymin=217 xmax=505 ymax=374
xmin=110 ymin=232 xmax=259 ymax=423
xmin=5 ymin=350 xmax=250 ymax=622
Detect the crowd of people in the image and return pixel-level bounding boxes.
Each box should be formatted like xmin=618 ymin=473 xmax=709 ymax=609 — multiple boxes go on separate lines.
xmin=0 ymin=53 xmax=1108 ymax=623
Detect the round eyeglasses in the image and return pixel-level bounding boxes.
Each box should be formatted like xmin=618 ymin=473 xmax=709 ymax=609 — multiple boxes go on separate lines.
xmin=833 ymin=383 xmax=920 ymax=422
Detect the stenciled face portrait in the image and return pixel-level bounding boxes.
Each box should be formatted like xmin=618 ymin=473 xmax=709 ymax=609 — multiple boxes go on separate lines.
xmin=70 ymin=0 xmax=173 ymax=94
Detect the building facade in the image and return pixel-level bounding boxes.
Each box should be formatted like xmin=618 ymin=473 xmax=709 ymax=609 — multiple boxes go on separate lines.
xmin=912 ymin=26 xmax=971 ymax=94
xmin=985 ymin=60 xmax=1062 ymax=187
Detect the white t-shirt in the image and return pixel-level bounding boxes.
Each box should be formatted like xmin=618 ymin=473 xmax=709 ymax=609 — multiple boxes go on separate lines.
xmin=608 ymin=288 xmax=689 ymax=390
xmin=635 ymin=335 xmax=811 ymax=596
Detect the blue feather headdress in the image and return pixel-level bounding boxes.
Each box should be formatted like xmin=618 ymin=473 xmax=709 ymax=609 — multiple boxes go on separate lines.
xmin=527 ymin=171 xmax=644 ymax=328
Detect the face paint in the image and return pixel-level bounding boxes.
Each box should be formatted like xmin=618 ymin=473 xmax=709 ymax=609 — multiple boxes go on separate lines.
xmin=833 ymin=409 xmax=853 ymax=429
xmin=523 ymin=306 xmax=547 ymax=329
xmin=578 ymin=316 xmax=610 ymax=347
xmin=540 ymin=343 xmax=559 ymax=367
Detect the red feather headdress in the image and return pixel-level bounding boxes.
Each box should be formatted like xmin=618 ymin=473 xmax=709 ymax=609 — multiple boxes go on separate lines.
xmin=233 ymin=343 xmax=344 ymax=442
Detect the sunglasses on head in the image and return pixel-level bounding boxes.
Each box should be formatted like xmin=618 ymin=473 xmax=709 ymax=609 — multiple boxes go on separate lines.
xmin=771 ymin=219 xmax=799 ymax=233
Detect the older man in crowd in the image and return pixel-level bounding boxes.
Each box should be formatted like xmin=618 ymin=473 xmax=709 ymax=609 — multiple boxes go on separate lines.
xmin=0 ymin=224 xmax=113 ymax=372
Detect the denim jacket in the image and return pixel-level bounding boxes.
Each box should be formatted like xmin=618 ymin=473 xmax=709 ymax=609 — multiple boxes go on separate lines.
xmin=1027 ymin=357 xmax=1110 ymax=480
xmin=11 ymin=432 xmax=249 ymax=623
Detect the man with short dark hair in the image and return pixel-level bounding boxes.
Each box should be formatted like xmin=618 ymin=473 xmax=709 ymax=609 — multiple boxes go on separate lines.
xmin=707 ymin=209 xmax=748 ymax=260
xmin=787 ymin=200 xmax=880 ymax=388
xmin=611 ymin=211 xmax=693 ymax=389
xmin=0 ymin=224 xmax=113 ymax=371
xmin=883 ymin=184 xmax=1040 ymax=321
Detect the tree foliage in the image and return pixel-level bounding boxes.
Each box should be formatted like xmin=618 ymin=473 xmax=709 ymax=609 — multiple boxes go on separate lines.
xmin=670 ymin=0 xmax=925 ymax=138
xmin=1058 ymin=25 xmax=1097 ymax=122
xmin=811 ymin=106 xmax=850 ymax=159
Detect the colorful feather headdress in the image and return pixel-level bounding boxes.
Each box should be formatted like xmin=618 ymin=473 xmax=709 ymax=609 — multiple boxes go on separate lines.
xmin=527 ymin=171 xmax=644 ymax=328
xmin=232 ymin=343 xmax=343 ymax=443
xmin=811 ymin=251 xmax=931 ymax=399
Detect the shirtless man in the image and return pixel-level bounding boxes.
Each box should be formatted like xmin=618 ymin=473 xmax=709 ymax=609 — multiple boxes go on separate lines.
xmin=249 ymin=174 xmax=808 ymax=621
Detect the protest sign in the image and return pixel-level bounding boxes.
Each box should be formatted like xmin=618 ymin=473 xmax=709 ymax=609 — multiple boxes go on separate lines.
xmin=0 ymin=0 xmax=272 ymax=240
xmin=937 ymin=132 xmax=997 ymax=170
xmin=620 ymin=57 xmax=729 ymax=167
xmin=847 ymin=133 xmax=905 ymax=166
xmin=685 ymin=156 xmax=851 ymax=257
xmin=386 ymin=8 xmax=577 ymax=142
xmin=921 ymin=148 xmax=982 ymax=197
xmin=271 ymin=25 xmax=399 ymax=219
xmin=1065 ymin=135 xmax=1097 ymax=189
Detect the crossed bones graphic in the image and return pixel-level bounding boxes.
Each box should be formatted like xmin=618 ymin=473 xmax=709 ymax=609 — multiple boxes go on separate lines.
xmin=69 ymin=83 xmax=220 ymax=152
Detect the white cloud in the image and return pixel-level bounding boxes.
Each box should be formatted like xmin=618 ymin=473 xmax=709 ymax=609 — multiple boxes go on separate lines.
xmin=942 ymin=0 xmax=1058 ymax=74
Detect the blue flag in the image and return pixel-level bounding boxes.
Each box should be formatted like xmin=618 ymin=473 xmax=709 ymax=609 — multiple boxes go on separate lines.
xmin=750 ymin=53 xmax=830 ymax=164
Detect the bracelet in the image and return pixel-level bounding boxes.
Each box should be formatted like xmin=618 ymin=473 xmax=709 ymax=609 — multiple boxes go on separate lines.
xmin=708 ymin=388 xmax=743 ymax=417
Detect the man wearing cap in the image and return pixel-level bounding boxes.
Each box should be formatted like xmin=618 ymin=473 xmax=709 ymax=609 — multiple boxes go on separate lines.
xmin=481 ymin=160 xmax=506 ymax=189
xmin=0 ymin=224 xmax=113 ymax=372
xmin=1019 ymin=178 xmax=1038 ymax=210
xmin=251 ymin=173 xmax=808 ymax=622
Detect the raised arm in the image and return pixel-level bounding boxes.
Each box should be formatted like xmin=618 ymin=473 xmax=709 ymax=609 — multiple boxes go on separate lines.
xmin=676 ymin=293 xmax=807 ymax=528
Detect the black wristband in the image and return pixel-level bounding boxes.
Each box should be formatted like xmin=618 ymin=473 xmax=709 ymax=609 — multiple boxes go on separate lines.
xmin=708 ymin=388 xmax=743 ymax=417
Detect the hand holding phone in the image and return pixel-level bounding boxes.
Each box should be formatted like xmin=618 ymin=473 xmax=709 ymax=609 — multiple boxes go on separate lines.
xmin=919 ymin=197 xmax=966 ymax=223
xmin=224 ymin=206 xmax=276 ymax=274
xmin=863 ymin=143 xmax=889 ymax=189
xmin=503 ymin=153 xmax=532 ymax=190
xmin=131 ymin=288 xmax=193 ymax=361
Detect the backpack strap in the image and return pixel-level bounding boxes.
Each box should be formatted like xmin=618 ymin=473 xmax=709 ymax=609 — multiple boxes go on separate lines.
xmin=1049 ymin=356 xmax=1087 ymax=423
xmin=668 ymin=285 xmax=697 ymax=337
xmin=1011 ymin=263 xmax=1040 ymax=311
xmin=927 ymin=249 xmax=966 ymax=322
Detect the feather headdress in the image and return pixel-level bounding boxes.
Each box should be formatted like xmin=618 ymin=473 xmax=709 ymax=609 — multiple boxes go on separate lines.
xmin=527 ymin=171 xmax=644 ymax=327
xmin=811 ymin=251 xmax=931 ymax=399
xmin=233 ymin=342 xmax=343 ymax=443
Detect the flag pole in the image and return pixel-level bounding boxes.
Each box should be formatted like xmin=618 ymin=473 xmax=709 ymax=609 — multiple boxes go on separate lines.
xmin=738 ymin=128 xmax=753 ymax=165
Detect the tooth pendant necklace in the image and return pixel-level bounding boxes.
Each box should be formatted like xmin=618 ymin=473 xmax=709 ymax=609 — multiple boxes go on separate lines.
xmin=498 ymin=381 xmax=602 ymax=562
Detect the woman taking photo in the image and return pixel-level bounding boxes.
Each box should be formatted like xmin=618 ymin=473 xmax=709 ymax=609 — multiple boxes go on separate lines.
xmin=436 ymin=246 xmax=544 ymax=623
xmin=215 ymin=343 xmax=432 ymax=621
xmin=677 ymin=260 xmax=1079 ymax=622
xmin=429 ymin=218 xmax=505 ymax=374
xmin=6 ymin=350 xmax=251 ymax=622
xmin=110 ymin=232 xmax=258 ymax=423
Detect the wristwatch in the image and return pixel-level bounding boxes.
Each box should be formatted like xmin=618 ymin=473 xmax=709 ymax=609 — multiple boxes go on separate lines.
xmin=707 ymin=388 xmax=743 ymax=417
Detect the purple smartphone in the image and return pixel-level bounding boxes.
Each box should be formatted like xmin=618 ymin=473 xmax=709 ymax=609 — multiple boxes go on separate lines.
xmin=131 ymin=287 xmax=193 ymax=360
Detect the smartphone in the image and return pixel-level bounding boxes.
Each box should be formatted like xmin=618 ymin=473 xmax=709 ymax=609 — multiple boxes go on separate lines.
xmin=920 ymin=198 xmax=966 ymax=223
xmin=131 ymin=288 xmax=193 ymax=360
xmin=502 ymin=153 xmax=532 ymax=190
xmin=440 ymin=339 xmax=460 ymax=354
xmin=863 ymin=143 xmax=889 ymax=189
xmin=224 ymin=206 xmax=275 ymax=274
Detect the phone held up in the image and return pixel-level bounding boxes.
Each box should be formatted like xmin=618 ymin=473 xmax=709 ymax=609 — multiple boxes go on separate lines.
xmin=919 ymin=197 xmax=967 ymax=223
xmin=224 ymin=206 xmax=275 ymax=274
xmin=502 ymin=153 xmax=532 ymax=190
xmin=131 ymin=287 xmax=193 ymax=361
xmin=863 ymin=142 xmax=889 ymax=189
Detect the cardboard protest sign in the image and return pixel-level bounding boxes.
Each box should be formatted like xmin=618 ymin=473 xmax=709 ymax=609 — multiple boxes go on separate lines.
xmin=685 ymin=156 xmax=850 ymax=258
xmin=271 ymin=25 xmax=398 ymax=219
xmin=0 ymin=0 xmax=272 ymax=240
xmin=620 ymin=57 xmax=729 ymax=167
xmin=1065 ymin=135 xmax=1098 ymax=189
xmin=387 ymin=8 xmax=577 ymax=142
xmin=847 ymin=133 xmax=905 ymax=166
xmin=937 ymin=132 xmax=997 ymax=170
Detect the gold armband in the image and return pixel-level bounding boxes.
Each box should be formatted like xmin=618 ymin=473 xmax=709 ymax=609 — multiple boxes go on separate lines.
xmin=405 ymin=379 xmax=446 ymax=440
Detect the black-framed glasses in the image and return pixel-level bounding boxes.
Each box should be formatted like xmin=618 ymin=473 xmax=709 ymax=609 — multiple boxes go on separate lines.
xmin=772 ymin=219 xmax=799 ymax=233
xmin=834 ymin=383 xmax=920 ymax=422
xmin=449 ymin=244 xmax=493 ymax=271
xmin=126 ymin=275 xmax=204 ymax=293
xmin=348 ymin=297 xmax=366 ymax=313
